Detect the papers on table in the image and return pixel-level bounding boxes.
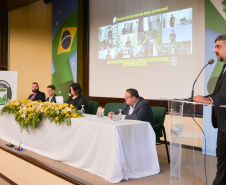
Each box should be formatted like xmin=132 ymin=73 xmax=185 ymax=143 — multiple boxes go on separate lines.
xmin=55 ymin=96 xmax=64 ymax=104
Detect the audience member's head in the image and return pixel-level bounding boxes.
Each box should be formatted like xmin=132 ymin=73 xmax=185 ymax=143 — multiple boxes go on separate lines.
xmin=32 ymin=82 xmax=39 ymax=93
xmin=47 ymin=85 xmax=55 ymax=97
xmin=70 ymin=83 xmax=82 ymax=96
xmin=124 ymin=88 xmax=139 ymax=106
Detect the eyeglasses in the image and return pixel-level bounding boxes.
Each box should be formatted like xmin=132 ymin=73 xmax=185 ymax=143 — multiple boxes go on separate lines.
xmin=124 ymin=96 xmax=131 ymax=100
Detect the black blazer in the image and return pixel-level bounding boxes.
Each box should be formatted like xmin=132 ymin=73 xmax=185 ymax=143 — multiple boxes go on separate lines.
xmin=121 ymin=97 xmax=153 ymax=126
xmin=208 ymin=64 xmax=226 ymax=132
xmin=46 ymin=94 xmax=57 ymax=103
xmin=65 ymin=95 xmax=89 ymax=113
xmin=28 ymin=91 xmax=46 ymax=102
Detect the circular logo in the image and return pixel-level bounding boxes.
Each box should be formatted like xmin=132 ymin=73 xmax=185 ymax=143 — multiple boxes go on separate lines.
xmin=61 ymin=30 xmax=71 ymax=49
xmin=0 ymin=80 xmax=12 ymax=105
xmin=170 ymin=56 xmax=178 ymax=66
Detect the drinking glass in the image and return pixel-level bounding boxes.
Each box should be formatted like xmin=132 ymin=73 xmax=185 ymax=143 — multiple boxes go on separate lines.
xmin=81 ymin=105 xmax=85 ymax=114
xmin=118 ymin=109 xmax=122 ymax=120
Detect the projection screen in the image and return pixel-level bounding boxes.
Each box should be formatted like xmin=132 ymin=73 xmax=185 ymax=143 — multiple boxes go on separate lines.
xmin=89 ymin=0 xmax=205 ymax=99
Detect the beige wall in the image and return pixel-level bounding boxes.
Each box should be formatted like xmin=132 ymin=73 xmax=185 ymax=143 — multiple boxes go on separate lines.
xmin=9 ymin=0 xmax=52 ymax=99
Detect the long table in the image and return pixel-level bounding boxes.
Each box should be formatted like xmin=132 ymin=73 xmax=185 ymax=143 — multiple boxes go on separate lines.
xmin=0 ymin=114 xmax=160 ymax=183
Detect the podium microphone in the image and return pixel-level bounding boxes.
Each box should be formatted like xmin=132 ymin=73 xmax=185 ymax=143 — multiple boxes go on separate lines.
xmin=191 ymin=59 xmax=214 ymax=102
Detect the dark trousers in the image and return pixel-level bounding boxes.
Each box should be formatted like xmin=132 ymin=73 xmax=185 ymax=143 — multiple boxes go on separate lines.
xmin=213 ymin=130 xmax=226 ymax=185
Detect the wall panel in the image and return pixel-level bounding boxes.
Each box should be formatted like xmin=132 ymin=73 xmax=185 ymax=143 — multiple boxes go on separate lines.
xmin=9 ymin=0 xmax=52 ymax=99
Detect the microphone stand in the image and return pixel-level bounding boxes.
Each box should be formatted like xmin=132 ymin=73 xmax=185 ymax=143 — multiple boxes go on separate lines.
xmin=191 ymin=63 xmax=209 ymax=102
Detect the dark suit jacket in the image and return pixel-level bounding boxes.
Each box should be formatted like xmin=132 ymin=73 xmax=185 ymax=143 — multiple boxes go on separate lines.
xmin=121 ymin=97 xmax=153 ymax=126
xmin=28 ymin=91 xmax=46 ymax=102
xmin=208 ymin=64 xmax=226 ymax=132
xmin=46 ymin=94 xmax=57 ymax=103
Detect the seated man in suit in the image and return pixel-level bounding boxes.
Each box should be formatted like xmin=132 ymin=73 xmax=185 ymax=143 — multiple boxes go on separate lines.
xmin=46 ymin=85 xmax=57 ymax=103
xmin=28 ymin=82 xmax=45 ymax=102
xmin=108 ymin=88 xmax=153 ymax=126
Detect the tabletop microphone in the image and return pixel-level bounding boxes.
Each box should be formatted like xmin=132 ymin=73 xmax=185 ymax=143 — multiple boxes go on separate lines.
xmin=190 ymin=59 xmax=214 ymax=102
xmin=15 ymin=141 xmax=23 ymax=151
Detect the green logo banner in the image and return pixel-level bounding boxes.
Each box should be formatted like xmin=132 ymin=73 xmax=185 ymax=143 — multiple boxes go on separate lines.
xmin=206 ymin=0 xmax=226 ymax=94
xmin=0 ymin=88 xmax=7 ymax=104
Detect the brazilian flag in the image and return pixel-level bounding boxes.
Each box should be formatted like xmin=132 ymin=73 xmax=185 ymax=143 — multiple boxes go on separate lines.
xmin=52 ymin=9 xmax=78 ymax=99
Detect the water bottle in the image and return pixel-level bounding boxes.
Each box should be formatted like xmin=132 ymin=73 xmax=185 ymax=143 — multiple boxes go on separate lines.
xmin=97 ymin=107 xmax=103 ymax=118
xmin=112 ymin=114 xmax=116 ymax=121
xmin=115 ymin=115 xmax=120 ymax=122
xmin=100 ymin=112 xmax=104 ymax=118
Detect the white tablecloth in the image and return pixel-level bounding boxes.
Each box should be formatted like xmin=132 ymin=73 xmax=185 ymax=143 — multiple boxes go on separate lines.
xmin=0 ymin=114 xmax=160 ymax=183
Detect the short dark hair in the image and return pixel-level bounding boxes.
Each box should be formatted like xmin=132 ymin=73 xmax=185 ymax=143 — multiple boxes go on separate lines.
xmin=32 ymin=82 xmax=39 ymax=87
xmin=126 ymin=88 xmax=139 ymax=98
xmin=215 ymin=34 xmax=226 ymax=43
xmin=70 ymin=83 xmax=82 ymax=95
xmin=47 ymin=85 xmax=55 ymax=90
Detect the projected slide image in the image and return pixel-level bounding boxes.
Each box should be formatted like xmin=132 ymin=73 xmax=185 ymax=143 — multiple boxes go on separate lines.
xmin=97 ymin=7 xmax=192 ymax=66
xmin=162 ymin=8 xmax=192 ymax=28
xmin=98 ymin=49 xmax=116 ymax=60
xmin=162 ymin=41 xmax=191 ymax=55
xmin=98 ymin=24 xmax=117 ymax=50
xmin=116 ymin=33 xmax=138 ymax=59
xmin=89 ymin=0 xmax=204 ymax=99
xmin=118 ymin=20 xmax=138 ymax=35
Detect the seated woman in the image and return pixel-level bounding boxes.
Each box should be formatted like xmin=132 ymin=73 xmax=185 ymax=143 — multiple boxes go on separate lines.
xmin=65 ymin=83 xmax=89 ymax=113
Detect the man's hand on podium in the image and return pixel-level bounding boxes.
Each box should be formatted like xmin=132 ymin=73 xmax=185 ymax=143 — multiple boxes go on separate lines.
xmin=193 ymin=95 xmax=212 ymax=104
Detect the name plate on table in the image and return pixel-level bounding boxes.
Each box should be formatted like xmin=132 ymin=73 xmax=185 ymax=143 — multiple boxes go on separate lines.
xmin=55 ymin=96 xmax=64 ymax=104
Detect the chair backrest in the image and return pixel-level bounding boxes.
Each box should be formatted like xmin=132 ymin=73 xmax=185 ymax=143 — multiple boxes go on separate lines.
xmin=88 ymin=101 xmax=99 ymax=115
xmin=104 ymin=103 xmax=123 ymax=116
xmin=152 ymin=107 xmax=167 ymax=138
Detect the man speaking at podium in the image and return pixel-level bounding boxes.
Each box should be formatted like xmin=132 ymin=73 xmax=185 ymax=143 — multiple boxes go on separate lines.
xmin=193 ymin=34 xmax=226 ymax=185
